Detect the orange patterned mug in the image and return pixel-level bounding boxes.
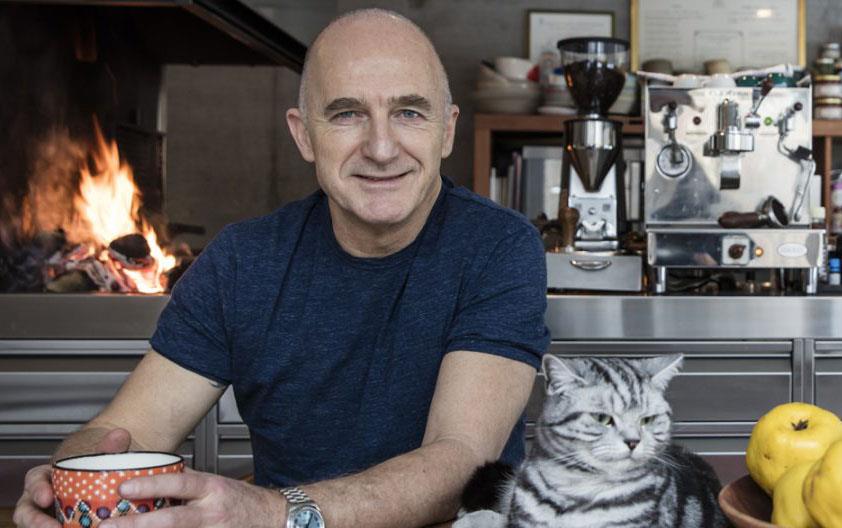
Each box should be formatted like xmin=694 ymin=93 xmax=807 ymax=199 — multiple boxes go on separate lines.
xmin=52 ymin=452 xmax=184 ymax=527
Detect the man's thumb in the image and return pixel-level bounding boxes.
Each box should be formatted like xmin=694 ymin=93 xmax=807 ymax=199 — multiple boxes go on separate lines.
xmin=96 ymin=428 xmax=132 ymax=453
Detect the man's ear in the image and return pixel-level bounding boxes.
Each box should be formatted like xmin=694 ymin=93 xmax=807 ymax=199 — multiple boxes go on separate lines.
xmin=440 ymin=104 xmax=460 ymax=159
xmin=286 ymin=108 xmax=315 ymax=163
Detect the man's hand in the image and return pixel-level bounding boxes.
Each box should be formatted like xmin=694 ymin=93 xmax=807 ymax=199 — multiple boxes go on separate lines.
xmin=13 ymin=428 xmax=133 ymax=528
xmin=98 ymin=471 xmax=286 ymax=528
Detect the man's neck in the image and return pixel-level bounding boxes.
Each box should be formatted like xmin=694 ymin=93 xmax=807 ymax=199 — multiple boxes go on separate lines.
xmin=329 ymin=179 xmax=441 ymax=258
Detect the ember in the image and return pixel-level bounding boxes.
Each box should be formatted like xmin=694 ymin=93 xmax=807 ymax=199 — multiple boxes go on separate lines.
xmin=0 ymin=117 xmax=183 ymax=293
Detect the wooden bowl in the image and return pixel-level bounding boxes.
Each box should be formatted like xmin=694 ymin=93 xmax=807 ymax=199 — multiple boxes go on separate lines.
xmin=718 ymin=475 xmax=779 ymax=528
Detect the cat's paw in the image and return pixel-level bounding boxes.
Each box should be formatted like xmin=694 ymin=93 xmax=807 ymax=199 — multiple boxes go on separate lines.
xmin=452 ymin=509 xmax=506 ymax=528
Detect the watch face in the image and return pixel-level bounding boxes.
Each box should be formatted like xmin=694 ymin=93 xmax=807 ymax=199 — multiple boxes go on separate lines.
xmin=292 ymin=506 xmax=323 ymax=528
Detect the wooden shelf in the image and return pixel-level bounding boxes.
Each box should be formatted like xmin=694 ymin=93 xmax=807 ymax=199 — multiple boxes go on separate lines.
xmin=473 ymin=114 xmax=842 ymax=230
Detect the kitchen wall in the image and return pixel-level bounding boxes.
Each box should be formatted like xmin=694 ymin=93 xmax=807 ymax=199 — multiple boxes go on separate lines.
xmin=164 ymin=0 xmax=842 ymax=247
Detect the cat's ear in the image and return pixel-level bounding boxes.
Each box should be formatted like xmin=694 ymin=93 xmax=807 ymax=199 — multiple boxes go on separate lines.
xmin=542 ymin=355 xmax=586 ymax=395
xmin=641 ymin=354 xmax=683 ymax=391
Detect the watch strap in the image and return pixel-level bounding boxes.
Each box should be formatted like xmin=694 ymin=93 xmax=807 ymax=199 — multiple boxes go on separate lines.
xmin=280 ymin=486 xmax=313 ymax=506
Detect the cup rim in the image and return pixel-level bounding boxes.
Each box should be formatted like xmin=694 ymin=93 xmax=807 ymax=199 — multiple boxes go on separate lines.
xmin=53 ymin=451 xmax=184 ymax=472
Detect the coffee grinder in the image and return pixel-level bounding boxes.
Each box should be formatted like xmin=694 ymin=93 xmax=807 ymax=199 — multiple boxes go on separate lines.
xmin=544 ymin=37 xmax=642 ymax=291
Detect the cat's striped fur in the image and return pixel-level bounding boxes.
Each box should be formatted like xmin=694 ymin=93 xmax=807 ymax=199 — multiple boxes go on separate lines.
xmin=455 ymin=354 xmax=727 ymax=528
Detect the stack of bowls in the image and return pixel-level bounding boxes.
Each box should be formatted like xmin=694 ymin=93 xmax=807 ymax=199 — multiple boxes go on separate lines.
xmin=473 ymin=57 xmax=540 ymax=114
xmin=814 ymin=43 xmax=842 ymax=120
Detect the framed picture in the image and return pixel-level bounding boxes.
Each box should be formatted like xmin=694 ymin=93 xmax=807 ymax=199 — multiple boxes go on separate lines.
xmin=527 ymin=10 xmax=615 ymax=64
xmin=630 ymin=0 xmax=806 ymax=73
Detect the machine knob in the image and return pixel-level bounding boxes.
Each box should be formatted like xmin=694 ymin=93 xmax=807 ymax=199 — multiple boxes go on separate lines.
xmin=728 ymin=244 xmax=746 ymax=260
xmin=794 ymin=102 xmax=803 ymax=112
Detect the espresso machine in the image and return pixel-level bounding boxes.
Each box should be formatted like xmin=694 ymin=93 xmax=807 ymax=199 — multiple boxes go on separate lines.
xmin=644 ymin=81 xmax=825 ymax=294
xmin=544 ymin=37 xmax=642 ymax=291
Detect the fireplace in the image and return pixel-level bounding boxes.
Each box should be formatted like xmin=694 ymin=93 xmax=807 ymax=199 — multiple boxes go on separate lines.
xmin=0 ymin=0 xmax=305 ymax=295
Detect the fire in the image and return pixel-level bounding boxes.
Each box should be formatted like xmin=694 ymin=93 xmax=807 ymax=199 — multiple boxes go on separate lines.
xmin=67 ymin=121 xmax=176 ymax=293
xmin=19 ymin=117 xmax=178 ymax=293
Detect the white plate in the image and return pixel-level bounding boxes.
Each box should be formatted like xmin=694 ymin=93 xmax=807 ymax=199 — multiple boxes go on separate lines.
xmin=537 ymin=105 xmax=577 ymax=115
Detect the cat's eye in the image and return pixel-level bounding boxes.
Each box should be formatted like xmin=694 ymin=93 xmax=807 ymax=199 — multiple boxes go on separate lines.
xmin=593 ymin=413 xmax=614 ymax=427
xmin=640 ymin=415 xmax=656 ymax=425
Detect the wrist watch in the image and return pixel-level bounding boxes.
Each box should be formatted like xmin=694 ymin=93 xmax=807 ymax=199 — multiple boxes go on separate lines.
xmin=279 ymin=486 xmax=325 ymax=528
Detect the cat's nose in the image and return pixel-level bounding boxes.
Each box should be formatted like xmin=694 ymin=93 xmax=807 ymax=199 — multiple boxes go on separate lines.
xmin=625 ymin=439 xmax=639 ymax=451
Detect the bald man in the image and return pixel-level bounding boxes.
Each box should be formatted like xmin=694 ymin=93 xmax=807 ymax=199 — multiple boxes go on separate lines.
xmin=14 ymin=9 xmax=548 ymax=528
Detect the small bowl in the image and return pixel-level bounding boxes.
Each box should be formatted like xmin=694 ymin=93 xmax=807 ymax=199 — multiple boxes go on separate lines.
xmin=494 ymin=56 xmax=534 ymax=80
xmin=703 ymin=74 xmax=737 ymax=88
xmin=52 ymin=452 xmax=184 ymax=527
xmin=718 ymin=475 xmax=779 ymax=528
xmin=674 ymin=74 xmax=704 ymax=88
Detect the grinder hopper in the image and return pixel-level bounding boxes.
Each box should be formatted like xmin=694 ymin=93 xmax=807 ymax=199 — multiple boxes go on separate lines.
xmin=558 ymin=37 xmax=628 ymax=192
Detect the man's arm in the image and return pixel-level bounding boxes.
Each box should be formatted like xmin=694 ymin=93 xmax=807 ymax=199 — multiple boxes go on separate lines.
xmin=64 ymin=349 xmax=226 ymax=455
xmin=14 ymin=350 xmax=226 ymax=528
xmin=302 ymin=350 xmax=536 ymax=527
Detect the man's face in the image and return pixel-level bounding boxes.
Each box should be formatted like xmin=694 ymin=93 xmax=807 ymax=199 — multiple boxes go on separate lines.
xmin=288 ymin=28 xmax=458 ymax=228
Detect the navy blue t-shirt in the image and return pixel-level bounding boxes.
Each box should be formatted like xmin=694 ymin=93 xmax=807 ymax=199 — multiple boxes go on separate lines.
xmin=150 ymin=177 xmax=549 ymax=487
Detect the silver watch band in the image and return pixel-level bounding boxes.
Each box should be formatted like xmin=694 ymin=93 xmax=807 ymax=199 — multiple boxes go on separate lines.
xmin=280 ymin=486 xmax=312 ymax=506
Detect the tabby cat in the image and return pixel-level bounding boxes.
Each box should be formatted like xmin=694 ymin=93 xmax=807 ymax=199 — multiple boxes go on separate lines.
xmin=454 ymin=354 xmax=728 ymax=528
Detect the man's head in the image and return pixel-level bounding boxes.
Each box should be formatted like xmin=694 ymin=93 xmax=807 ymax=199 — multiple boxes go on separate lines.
xmin=286 ymin=9 xmax=459 ymax=232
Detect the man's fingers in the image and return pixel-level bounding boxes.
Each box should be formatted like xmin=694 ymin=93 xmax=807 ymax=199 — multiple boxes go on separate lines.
xmin=13 ymin=491 xmax=61 ymax=528
xmin=99 ymin=505 xmax=203 ymax=528
xmin=23 ymin=465 xmax=54 ymax=508
xmin=118 ymin=473 xmax=208 ymax=501
xmin=96 ymin=428 xmax=133 ymax=453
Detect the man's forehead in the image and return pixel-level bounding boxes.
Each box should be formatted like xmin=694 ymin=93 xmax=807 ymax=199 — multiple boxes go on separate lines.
xmin=312 ymin=55 xmax=441 ymax=106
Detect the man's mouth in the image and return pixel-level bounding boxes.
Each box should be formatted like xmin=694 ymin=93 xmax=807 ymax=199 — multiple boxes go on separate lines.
xmin=353 ymin=170 xmax=410 ymax=182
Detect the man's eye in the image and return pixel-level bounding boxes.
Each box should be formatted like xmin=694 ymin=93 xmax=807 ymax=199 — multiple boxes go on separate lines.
xmin=398 ymin=109 xmax=422 ymax=119
xmin=332 ymin=111 xmax=360 ymax=120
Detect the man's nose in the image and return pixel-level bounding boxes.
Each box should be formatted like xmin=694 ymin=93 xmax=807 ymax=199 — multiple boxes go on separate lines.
xmin=362 ymin=115 xmax=400 ymax=163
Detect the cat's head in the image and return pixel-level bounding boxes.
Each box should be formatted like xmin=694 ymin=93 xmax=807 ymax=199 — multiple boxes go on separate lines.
xmin=536 ymin=354 xmax=682 ymax=473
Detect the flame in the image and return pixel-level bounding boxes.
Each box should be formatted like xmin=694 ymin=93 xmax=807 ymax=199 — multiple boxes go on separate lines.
xmin=68 ymin=119 xmax=176 ymax=293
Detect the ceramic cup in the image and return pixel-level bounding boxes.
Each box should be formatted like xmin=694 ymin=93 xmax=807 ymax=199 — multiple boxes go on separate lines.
xmin=702 ymin=74 xmax=737 ymax=88
xmin=52 ymin=452 xmax=184 ymax=527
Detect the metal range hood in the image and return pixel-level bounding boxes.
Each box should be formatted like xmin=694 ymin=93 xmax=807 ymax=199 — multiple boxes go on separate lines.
xmin=1 ymin=0 xmax=307 ymax=70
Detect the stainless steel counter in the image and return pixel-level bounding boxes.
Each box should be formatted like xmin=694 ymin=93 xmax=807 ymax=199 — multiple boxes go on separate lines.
xmin=547 ymin=295 xmax=842 ymax=340
xmin=0 ymin=294 xmax=167 ymax=339
xmin=3 ymin=293 xmax=842 ymax=340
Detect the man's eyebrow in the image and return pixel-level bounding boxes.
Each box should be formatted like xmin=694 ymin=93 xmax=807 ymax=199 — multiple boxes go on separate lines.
xmin=389 ymin=94 xmax=433 ymax=112
xmin=323 ymin=97 xmax=365 ymax=114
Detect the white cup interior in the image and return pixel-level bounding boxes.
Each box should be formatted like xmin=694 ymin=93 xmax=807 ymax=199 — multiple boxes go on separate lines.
xmin=55 ymin=452 xmax=182 ymax=471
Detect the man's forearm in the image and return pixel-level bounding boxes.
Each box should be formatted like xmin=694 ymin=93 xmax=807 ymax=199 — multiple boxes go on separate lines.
xmin=301 ymin=438 xmax=482 ymax=528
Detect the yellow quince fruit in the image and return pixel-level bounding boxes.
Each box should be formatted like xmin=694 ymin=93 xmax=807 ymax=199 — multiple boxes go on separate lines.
xmin=746 ymin=402 xmax=842 ymax=494
xmin=772 ymin=461 xmax=819 ymax=528
xmin=803 ymin=439 xmax=842 ymax=528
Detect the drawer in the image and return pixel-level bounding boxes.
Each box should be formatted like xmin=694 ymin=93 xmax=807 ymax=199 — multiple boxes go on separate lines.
xmin=673 ymin=436 xmax=749 ymax=485
xmin=531 ymin=349 xmax=791 ymax=423
xmin=218 ymin=387 xmax=244 ymax=424
xmin=0 ymin=372 xmax=132 ymax=423
xmin=218 ymin=438 xmax=253 ymax=480
xmin=815 ymin=356 xmax=842 ymax=417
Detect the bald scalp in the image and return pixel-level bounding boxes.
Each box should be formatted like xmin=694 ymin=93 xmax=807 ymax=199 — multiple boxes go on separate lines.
xmin=297 ymin=8 xmax=452 ymax=121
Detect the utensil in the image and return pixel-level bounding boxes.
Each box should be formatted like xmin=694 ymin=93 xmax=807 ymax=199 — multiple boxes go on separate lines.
xmin=718 ymin=196 xmax=789 ymax=228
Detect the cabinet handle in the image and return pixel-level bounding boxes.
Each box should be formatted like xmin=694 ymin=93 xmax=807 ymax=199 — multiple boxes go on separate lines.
xmin=570 ymin=259 xmax=612 ymax=271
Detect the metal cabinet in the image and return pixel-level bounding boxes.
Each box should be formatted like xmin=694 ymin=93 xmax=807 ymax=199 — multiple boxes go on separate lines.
xmin=815 ymin=341 xmax=842 ymax=417
xmin=0 ymin=340 xmax=206 ymax=508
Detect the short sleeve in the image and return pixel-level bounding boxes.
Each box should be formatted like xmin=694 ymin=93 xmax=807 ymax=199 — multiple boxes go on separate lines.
xmin=445 ymin=226 xmax=549 ymax=370
xmin=149 ymin=227 xmax=236 ymax=385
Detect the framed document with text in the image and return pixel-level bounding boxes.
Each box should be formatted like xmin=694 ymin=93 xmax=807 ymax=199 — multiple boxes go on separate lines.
xmin=527 ymin=10 xmax=614 ymax=64
xmin=630 ymin=0 xmax=806 ymax=72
